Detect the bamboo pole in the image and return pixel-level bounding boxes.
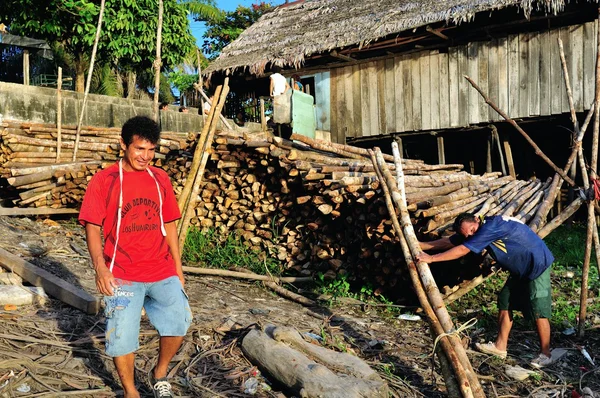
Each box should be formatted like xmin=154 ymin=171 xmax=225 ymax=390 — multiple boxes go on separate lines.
xmin=578 ymin=9 xmax=600 ymax=338
xmin=465 ymin=76 xmax=575 ymax=187
xmin=56 ymin=67 xmax=62 ymax=163
xmin=152 ymin=0 xmax=164 ymax=122
xmin=367 ymin=150 xmax=472 ymax=398
xmin=260 ymin=98 xmax=267 ymax=131
xmin=383 ymin=144 xmax=485 ymax=397
xmin=178 ymin=82 xmax=230 ymax=248
xmin=529 ymin=104 xmax=595 ymax=232
xmin=73 ymin=0 xmax=105 ymax=161
xmin=177 ymin=84 xmax=223 ymax=212
xmin=198 ymin=88 xmax=232 ymax=129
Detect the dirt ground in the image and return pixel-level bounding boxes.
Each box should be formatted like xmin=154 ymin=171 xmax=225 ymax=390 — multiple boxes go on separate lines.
xmin=0 ymin=215 xmax=599 ymax=398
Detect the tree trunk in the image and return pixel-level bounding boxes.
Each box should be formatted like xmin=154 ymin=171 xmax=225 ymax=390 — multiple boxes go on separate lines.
xmin=75 ymin=54 xmax=86 ymax=93
xmin=126 ymin=71 xmax=136 ymax=99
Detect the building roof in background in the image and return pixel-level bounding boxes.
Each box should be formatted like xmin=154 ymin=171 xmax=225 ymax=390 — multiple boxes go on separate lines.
xmin=204 ymin=0 xmax=578 ymax=76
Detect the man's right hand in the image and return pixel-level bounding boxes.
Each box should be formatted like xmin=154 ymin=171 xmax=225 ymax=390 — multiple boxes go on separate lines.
xmin=95 ymin=266 xmax=117 ymax=296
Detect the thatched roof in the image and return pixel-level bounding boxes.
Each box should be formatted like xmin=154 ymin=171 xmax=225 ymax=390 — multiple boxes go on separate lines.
xmin=204 ymin=0 xmax=579 ymax=76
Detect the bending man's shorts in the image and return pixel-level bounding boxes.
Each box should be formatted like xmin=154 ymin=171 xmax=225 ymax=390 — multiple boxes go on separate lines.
xmin=497 ymin=266 xmax=552 ymax=321
xmin=103 ymin=276 xmax=192 ymax=357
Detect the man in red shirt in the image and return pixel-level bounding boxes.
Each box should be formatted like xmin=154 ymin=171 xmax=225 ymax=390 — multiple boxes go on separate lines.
xmin=80 ymin=116 xmax=191 ymax=398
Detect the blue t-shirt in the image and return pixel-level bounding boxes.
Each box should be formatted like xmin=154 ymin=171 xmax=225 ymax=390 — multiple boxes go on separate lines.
xmin=461 ymin=216 xmax=554 ymax=280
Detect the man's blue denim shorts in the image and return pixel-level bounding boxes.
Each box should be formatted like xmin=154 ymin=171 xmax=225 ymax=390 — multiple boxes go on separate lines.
xmin=103 ymin=276 xmax=192 ymax=357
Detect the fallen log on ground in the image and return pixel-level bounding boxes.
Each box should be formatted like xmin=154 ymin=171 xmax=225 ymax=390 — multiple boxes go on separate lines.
xmin=241 ymin=325 xmax=389 ymax=398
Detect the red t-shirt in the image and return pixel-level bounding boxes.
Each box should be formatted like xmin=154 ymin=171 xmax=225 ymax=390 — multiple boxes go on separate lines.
xmin=79 ymin=162 xmax=181 ymax=282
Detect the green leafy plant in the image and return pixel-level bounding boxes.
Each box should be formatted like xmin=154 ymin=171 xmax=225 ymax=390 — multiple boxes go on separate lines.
xmin=183 ymin=227 xmax=282 ymax=276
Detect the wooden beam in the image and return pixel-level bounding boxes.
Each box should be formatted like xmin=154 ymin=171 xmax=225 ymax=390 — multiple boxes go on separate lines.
xmin=486 ymin=133 xmax=492 ymax=173
xmin=23 ymin=49 xmax=30 ymax=85
xmin=0 ymin=247 xmax=100 ymax=314
xmin=426 ymin=26 xmax=449 ymax=41
xmin=502 ymin=137 xmax=516 ymax=178
xmin=330 ymin=50 xmax=354 ymax=62
xmin=437 ymin=135 xmax=445 ymax=164
xmin=0 ymin=207 xmax=79 ymax=216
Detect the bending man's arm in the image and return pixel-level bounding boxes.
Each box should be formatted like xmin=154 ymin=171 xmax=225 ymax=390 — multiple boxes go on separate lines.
xmin=165 ymin=221 xmax=184 ymax=287
xmin=419 ymin=237 xmax=455 ymax=251
xmin=85 ymin=223 xmax=117 ymax=296
xmin=417 ymin=244 xmax=471 ymax=263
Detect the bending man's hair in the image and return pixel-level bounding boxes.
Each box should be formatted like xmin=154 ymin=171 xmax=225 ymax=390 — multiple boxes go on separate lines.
xmin=452 ymin=212 xmax=478 ymax=233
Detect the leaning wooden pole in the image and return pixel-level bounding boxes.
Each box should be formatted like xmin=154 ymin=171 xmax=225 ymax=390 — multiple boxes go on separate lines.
xmin=378 ymin=145 xmax=485 ymax=398
xmin=529 ymin=105 xmax=594 ymax=232
xmin=178 ymin=81 xmax=229 ymax=248
xmin=72 ymin=0 xmax=105 ymax=161
xmin=368 ymin=149 xmax=472 ymax=398
xmin=557 ymin=37 xmax=600 ymax=306
xmin=56 ymin=66 xmax=62 ymax=163
xmin=177 ymin=84 xmax=223 ymax=213
xmin=464 ymin=76 xmax=575 ymax=187
xmin=152 ymin=0 xmax=164 ymax=122
xmin=578 ymin=8 xmax=600 ymax=338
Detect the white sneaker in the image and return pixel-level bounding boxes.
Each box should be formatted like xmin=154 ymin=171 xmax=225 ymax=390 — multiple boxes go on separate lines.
xmin=153 ymin=378 xmax=173 ymax=398
xmin=475 ymin=342 xmax=507 ymax=359
xmin=530 ymin=353 xmax=554 ymax=368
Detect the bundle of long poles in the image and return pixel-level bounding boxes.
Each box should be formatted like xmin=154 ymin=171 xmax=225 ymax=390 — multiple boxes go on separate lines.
xmin=177 ymin=79 xmax=229 ymax=249
xmin=463 ymin=13 xmax=600 ymax=338
xmin=370 ymin=145 xmax=484 ymax=398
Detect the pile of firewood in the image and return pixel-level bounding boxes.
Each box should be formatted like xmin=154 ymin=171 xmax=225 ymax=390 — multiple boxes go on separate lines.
xmin=0 ymin=120 xmax=190 ymax=208
xmin=177 ymin=130 xmax=552 ymax=292
xmin=0 ymin=119 xmax=559 ymax=292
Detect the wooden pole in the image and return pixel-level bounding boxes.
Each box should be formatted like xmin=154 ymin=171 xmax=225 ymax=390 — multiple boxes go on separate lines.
xmin=383 ymin=144 xmax=485 ymax=397
xmin=437 ymin=135 xmax=445 ymax=165
xmin=578 ymin=8 xmax=600 ymax=337
xmin=465 ymin=75 xmax=576 ymax=187
xmin=367 ymin=149 xmax=473 ymax=398
xmin=260 ymin=98 xmax=267 ymax=132
xmin=197 ymin=88 xmax=232 ymax=129
xmin=56 ymin=67 xmax=63 ymax=163
xmin=23 ymin=49 xmax=30 ymax=85
xmin=152 ymin=0 xmax=164 ymax=122
xmin=502 ymin=137 xmax=516 ymax=178
xmin=178 ymin=81 xmax=229 ymax=248
xmin=490 ymin=126 xmax=507 ymax=176
xmin=176 ymin=84 xmax=223 ymax=212
xmin=486 ymin=133 xmax=492 ymax=173
xmin=72 ymin=0 xmax=106 ymax=161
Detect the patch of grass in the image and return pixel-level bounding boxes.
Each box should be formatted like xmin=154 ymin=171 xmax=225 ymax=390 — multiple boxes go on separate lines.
xmin=544 ymin=223 xmax=600 ymax=326
xmin=314 ymin=273 xmax=400 ymax=314
xmin=182 ymin=227 xmax=282 ymax=276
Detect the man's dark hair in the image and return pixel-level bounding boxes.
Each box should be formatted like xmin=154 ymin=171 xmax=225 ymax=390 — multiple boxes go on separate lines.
xmin=121 ymin=116 xmax=161 ymax=146
xmin=272 ymin=65 xmax=282 ymax=74
xmin=452 ymin=212 xmax=478 ymax=233
xmin=159 ymin=102 xmax=169 ymax=110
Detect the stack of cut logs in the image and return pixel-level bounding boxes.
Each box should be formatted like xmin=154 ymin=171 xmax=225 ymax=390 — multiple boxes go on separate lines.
xmin=0 ymin=120 xmax=558 ymax=292
xmin=0 ymin=120 xmax=190 ymax=208
xmin=176 ymin=130 xmax=553 ymax=292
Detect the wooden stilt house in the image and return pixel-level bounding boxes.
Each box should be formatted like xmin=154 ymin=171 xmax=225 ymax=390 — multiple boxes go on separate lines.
xmin=205 ymin=0 xmax=599 ymax=178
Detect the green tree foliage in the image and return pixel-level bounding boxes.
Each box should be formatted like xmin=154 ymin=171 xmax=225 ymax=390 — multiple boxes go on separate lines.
xmin=1 ymin=0 xmax=200 ymax=93
xmin=169 ymin=70 xmax=199 ymax=94
xmin=200 ymin=2 xmax=273 ymax=60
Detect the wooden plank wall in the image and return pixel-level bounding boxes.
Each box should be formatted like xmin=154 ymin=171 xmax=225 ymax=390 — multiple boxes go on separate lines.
xmin=329 ymin=21 xmax=597 ymax=142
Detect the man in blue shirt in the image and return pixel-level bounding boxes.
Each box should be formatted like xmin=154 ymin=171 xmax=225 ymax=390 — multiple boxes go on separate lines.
xmin=417 ymin=213 xmax=555 ymax=368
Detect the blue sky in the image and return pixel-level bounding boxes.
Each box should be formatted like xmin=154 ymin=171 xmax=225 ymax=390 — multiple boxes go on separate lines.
xmin=188 ymin=0 xmax=257 ymax=48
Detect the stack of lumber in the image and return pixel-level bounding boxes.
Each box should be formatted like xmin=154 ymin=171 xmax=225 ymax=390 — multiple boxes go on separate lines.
xmin=0 ymin=121 xmax=558 ymax=292
xmin=180 ymin=130 xmax=552 ymax=291
xmin=0 ymin=120 xmax=190 ymax=208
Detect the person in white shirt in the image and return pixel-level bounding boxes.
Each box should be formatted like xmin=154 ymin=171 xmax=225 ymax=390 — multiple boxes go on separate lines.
xmin=269 ymin=66 xmax=290 ymax=97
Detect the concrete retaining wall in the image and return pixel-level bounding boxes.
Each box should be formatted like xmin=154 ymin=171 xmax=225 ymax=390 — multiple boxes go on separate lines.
xmin=0 ymin=82 xmax=204 ymax=132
